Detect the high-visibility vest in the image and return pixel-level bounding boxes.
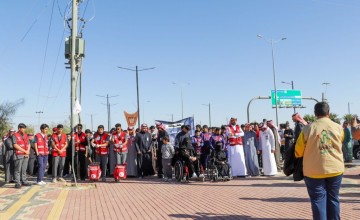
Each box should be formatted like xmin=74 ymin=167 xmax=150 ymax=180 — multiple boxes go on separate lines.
xmin=75 ymin=132 xmax=87 ymax=152
xmin=35 ymin=133 xmax=49 ymax=155
xmin=112 ymin=131 xmax=128 ymax=153
xmin=13 ymin=132 xmax=29 ymax=156
xmin=227 ymin=125 xmax=243 ymax=145
xmin=94 ymin=132 xmax=109 ymax=155
xmin=52 ymin=133 xmax=67 ymax=157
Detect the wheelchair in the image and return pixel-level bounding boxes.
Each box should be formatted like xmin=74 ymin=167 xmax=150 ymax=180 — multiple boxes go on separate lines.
xmin=207 ymin=158 xmax=232 ymax=182
xmin=174 ymin=159 xmax=190 ymax=182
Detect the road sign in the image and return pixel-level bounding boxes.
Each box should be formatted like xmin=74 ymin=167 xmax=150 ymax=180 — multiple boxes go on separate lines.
xmin=271 ymin=90 xmax=302 ymax=108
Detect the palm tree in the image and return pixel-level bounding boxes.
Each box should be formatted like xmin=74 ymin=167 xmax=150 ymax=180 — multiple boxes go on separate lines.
xmin=303 ymin=114 xmax=316 ymax=123
xmin=343 ymin=114 xmax=358 ymax=123
xmin=329 ymin=113 xmax=341 ymax=124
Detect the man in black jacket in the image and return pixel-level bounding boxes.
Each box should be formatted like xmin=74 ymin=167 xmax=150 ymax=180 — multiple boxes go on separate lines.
xmin=135 ymin=124 xmax=154 ymax=178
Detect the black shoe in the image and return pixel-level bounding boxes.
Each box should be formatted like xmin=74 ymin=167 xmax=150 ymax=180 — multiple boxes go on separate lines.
xmin=22 ymin=182 xmax=32 ymax=186
xmin=15 ymin=183 xmax=21 ymax=189
xmin=158 ymin=174 xmax=163 ymax=178
xmin=102 ymin=178 xmax=106 ymax=182
xmin=9 ymin=180 xmax=15 ymax=183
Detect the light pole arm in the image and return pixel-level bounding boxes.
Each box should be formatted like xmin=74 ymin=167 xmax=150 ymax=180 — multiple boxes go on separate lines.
xmin=247 ymin=96 xmax=271 ymax=123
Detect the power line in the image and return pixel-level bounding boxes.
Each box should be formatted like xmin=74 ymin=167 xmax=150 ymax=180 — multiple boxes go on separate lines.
xmin=42 ymin=26 xmax=66 ymax=111
xmin=36 ymin=0 xmax=56 ymax=111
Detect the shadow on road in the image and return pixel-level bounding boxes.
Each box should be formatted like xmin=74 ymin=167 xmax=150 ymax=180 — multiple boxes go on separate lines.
xmin=169 ymin=212 xmax=309 ymax=220
xmin=240 ymin=197 xmax=309 ymax=203
xmin=342 ymin=174 xmax=360 ymax=180
xmin=340 ymin=192 xmax=360 ymax=198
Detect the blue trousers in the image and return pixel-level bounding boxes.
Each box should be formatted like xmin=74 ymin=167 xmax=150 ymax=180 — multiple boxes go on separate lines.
xmin=304 ymin=174 xmax=342 ymax=220
xmin=37 ymin=155 xmax=48 ymax=183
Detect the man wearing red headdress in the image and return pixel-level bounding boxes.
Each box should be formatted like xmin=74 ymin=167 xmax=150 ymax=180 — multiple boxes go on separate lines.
xmin=226 ymin=117 xmax=247 ymax=177
xmin=292 ymin=113 xmax=308 ymax=144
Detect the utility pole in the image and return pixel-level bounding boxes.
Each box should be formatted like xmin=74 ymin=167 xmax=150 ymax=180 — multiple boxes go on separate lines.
xmin=348 ymin=102 xmax=351 ymax=115
xmin=117 ymin=66 xmax=155 ymax=128
xmin=70 ymin=0 xmax=78 ymax=183
xmin=35 ymin=111 xmax=44 ymax=131
xmin=97 ymin=94 xmax=119 ymax=131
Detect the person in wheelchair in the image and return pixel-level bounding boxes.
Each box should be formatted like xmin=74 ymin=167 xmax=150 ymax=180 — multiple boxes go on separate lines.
xmin=210 ymin=142 xmax=231 ymax=179
xmin=177 ymin=136 xmax=198 ymax=180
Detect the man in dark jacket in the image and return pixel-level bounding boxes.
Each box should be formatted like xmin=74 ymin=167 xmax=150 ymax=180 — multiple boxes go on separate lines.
xmin=284 ymin=122 xmax=294 ymax=152
xmin=135 ymin=124 xmax=154 ymax=178
xmin=155 ymin=123 xmax=169 ymax=178
xmin=3 ymin=129 xmax=16 ymax=183
xmin=174 ymin=125 xmax=191 ymax=149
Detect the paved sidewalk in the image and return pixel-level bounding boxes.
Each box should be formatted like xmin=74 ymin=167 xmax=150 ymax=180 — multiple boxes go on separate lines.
xmin=0 ymin=166 xmax=359 ymax=220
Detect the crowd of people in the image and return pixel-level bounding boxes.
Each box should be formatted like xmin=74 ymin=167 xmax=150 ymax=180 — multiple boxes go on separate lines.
xmin=0 ymin=102 xmax=356 ymax=220
xmin=1 ymin=112 xmax=316 ymax=187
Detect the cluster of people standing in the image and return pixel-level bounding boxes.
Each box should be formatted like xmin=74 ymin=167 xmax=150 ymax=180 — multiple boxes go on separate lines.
xmin=1 ymin=115 xmax=308 ymax=188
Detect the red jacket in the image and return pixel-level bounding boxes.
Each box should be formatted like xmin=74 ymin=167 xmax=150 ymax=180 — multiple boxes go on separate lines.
xmin=35 ymin=133 xmax=49 ymax=155
xmin=13 ymin=132 xmax=29 ymax=156
xmin=94 ymin=132 xmax=109 ymax=155
xmin=112 ymin=131 xmax=128 ymax=153
xmin=52 ymin=133 xmax=67 ymax=157
xmin=227 ymin=125 xmax=243 ymax=145
xmin=74 ymin=132 xmax=87 ymax=152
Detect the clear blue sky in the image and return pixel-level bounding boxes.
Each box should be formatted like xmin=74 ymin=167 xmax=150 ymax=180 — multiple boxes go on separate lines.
xmin=1 ymin=0 xmax=359 ymax=131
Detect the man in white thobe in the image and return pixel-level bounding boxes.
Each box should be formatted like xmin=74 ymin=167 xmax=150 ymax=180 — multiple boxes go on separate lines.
xmin=258 ymin=123 xmax=277 ymax=176
xmin=226 ymin=117 xmax=247 ymax=177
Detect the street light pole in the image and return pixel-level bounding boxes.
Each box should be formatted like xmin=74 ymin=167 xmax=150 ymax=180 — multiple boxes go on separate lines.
xmin=97 ymin=94 xmax=119 ymax=131
xmin=322 ymin=82 xmax=330 ymax=102
xmin=348 ymin=102 xmax=351 ymax=115
xmin=35 ymin=111 xmax=44 ymax=131
xmin=258 ymin=35 xmax=286 ymax=127
xmin=202 ymin=103 xmax=211 ymax=127
xmin=172 ymin=82 xmax=190 ymax=120
xmin=118 ymin=66 xmax=155 ymax=128
xmin=281 ymin=80 xmax=296 ymax=113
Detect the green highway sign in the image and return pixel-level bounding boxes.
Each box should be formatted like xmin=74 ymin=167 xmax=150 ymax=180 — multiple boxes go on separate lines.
xmin=271 ymin=90 xmax=302 ymax=108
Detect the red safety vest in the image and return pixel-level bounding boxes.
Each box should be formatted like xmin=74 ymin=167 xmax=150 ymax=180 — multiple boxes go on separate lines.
xmin=35 ymin=133 xmax=49 ymax=155
xmin=14 ymin=132 xmax=29 ymax=156
xmin=112 ymin=131 xmax=128 ymax=153
xmin=52 ymin=133 xmax=67 ymax=157
xmin=227 ymin=125 xmax=243 ymax=146
xmin=94 ymin=132 xmax=109 ymax=155
xmin=74 ymin=132 xmax=87 ymax=152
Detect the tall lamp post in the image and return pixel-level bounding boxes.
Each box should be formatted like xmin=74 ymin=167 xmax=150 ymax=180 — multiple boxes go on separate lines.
xmin=202 ymin=103 xmax=211 ymax=127
xmin=322 ymin=82 xmax=330 ymax=102
xmin=35 ymin=111 xmax=44 ymax=131
xmin=96 ymin=94 xmax=119 ymax=131
xmin=118 ymin=66 xmax=155 ymax=128
xmin=281 ymin=80 xmax=296 ymax=113
xmin=258 ymin=34 xmax=287 ymax=126
xmin=172 ymin=82 xmax=190 ymax=119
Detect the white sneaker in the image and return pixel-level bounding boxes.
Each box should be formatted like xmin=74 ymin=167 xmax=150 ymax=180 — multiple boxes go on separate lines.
xmin=37 ymin=182 xmax=43 ymax=185
xmin=192 ymin=173 xmax=197 ymax=178
xmin=52 ymin=178 xmax=57 ymax=183
xmin=41 ymin=181 xmax=47 ymax=185
xmin=199 ymin=174 xmax=205 ymax=178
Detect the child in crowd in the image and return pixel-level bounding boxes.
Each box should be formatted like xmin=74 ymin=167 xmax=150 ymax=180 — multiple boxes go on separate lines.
xmin=161 ymin=136 xmax=175 ymax=181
